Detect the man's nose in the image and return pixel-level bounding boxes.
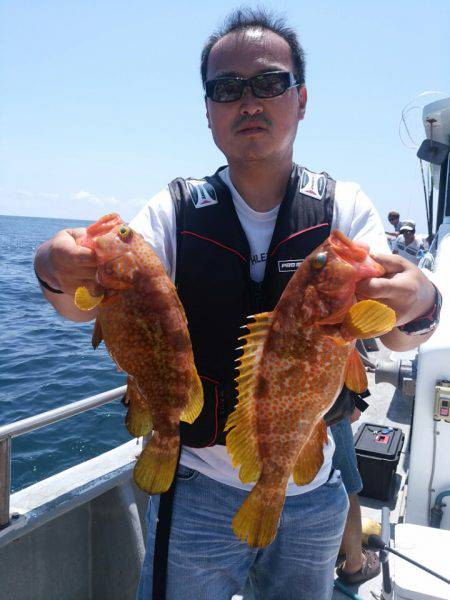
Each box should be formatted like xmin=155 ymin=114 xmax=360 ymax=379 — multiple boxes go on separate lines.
xmin=239 ymin=86 xmax=264 ymax=116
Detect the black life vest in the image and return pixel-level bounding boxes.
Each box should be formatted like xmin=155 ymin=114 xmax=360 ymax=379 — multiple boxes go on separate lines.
xmin=169 ymin=164 xmax=335 ymax=447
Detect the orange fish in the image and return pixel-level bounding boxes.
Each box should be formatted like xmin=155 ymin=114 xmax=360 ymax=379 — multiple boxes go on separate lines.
xmin=76 ymin=213 xmax=203 ymax=494
xmin=225 ymin=230 xmax=396 ymax=547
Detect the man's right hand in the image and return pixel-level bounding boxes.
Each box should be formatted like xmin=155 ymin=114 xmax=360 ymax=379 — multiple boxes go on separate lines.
xmin=34 ymin=228 xmax=101 ymax=321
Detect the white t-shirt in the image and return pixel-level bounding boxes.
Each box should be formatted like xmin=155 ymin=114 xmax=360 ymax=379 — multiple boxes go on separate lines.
xmin=130 ymin=166 xmax=391 ymax=496
xmin=392 ymin=235 xmax=424 ymax=265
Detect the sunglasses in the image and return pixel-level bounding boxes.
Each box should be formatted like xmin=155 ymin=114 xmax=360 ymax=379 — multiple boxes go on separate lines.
xmin=204 ymin=71 xmax=300 ymax=103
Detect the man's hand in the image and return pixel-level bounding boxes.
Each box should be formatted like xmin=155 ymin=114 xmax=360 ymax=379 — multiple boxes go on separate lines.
xmin=34 ymin=228 xmax=101 ymax=321
xmin=41 ymin=228 xmax=102 ymax=295
xmin=355 ymin=253 xmax=437 ymax=351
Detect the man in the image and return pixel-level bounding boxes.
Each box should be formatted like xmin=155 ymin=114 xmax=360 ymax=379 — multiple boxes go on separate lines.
xmin=387 ymin=211 xmax=401 ymax=233
xmin=385 ymin=211 xmax=400 ymax=249
xmin=34 ymin=9 xmax=440 ymax=599
xmin=392 ymin=220 xmax=425 ymax=265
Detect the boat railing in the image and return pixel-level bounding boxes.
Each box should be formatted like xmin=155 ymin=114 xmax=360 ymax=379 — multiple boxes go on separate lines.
xmin=0 ymin=384 xmax=127 ymax=529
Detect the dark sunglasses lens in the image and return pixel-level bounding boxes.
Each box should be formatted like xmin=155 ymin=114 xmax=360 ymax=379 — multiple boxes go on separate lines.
xmin=211 ymin=78 xmax=244 ymax=102
xmin=252 ymin=73 xmax=290 ymax=97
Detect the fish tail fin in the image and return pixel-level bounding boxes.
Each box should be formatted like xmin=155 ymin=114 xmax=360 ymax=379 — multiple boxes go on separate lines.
xmin=133 ymin=430 xmax=179 ymax=494
xmin=232 ymin=483 xmax=283 ymax=548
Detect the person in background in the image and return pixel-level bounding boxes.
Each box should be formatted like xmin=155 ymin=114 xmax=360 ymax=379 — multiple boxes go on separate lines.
xmin=392 ymin=220 xmax=426 ymax=265
xmin=385 ymin=211 xmax=400 ymax=249
xmin=331 ymin=410 xmax=380 ymax=585
xmin=387 ymin=211 xmax=401 ymax=233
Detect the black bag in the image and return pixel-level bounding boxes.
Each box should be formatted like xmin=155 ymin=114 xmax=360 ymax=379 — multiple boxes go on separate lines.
xmin=324 ymin=387 xmax=370 ymax=426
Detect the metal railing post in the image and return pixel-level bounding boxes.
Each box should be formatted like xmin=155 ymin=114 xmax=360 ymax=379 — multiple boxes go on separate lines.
xmin=0 ymin=437 xmax=11 ymax=529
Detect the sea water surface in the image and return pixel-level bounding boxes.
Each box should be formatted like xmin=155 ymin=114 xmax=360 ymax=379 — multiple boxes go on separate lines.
xmin=0 ymin=215 xmax=129 ymax=492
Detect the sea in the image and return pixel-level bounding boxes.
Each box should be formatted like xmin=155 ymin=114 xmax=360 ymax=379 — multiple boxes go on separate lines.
xmin=0 ymin=214 xmax=129 ymax=492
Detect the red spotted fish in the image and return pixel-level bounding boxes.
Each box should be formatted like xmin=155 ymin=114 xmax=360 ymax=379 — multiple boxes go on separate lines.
xmin=225 ymin=230 xmax=396 ymax=547
xmin=76 ymin=213 xmax=203 ymax=494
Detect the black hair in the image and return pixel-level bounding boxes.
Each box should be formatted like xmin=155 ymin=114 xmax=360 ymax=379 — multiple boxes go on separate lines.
xmin=200 ymin=7 xmax=306 ymax=85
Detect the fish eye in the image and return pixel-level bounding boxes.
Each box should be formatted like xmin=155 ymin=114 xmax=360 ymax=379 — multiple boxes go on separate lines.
xmin=311 ymin=252 xmax=327 ymax=270
xmin=118 ymin=225 xmax=132 ymax=242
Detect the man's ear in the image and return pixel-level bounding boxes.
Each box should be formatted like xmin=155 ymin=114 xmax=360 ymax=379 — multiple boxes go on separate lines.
xmin=205 ymin=97 xmax=211 ymax=130
xmin=298 ymin=85 xmax=307 ymax=121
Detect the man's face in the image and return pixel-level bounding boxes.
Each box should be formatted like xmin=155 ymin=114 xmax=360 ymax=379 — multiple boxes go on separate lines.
xmin=205 ymin=29 xmax=307 ymax=164
xmin=389 ymin=216 xmax=399 ymax=227
xmin=402 ymin=229 xmax=415 ymax=243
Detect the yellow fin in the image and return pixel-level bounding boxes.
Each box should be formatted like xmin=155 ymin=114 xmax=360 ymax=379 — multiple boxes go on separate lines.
xmin=293 ymin=420 xmax=328 ymax=486
xmin=232 ymin=484 xmax=283 ymax=548
xmin=344 ymin=348 xmax=368 ymax=394
xmin=74 ymin=286 xmax=104 ymax=311
xmin=225 ymin=312 xmax=272 ymax=484
xmin=180 ymin=371 xmax=204 ymax=424
xmin=124 ymin=378 xmax=153 ymax=437
xmin=133 ymin=432 xmax=179 ymax=494
xmin=341 ymin=300 xmax=396 ymax=340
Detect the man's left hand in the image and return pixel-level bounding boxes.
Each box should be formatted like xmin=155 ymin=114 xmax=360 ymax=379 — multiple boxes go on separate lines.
xmin=355 ymin=253 xmax=435 ymax=326
xmin=355 ymin=253 xmax=437 ymax=351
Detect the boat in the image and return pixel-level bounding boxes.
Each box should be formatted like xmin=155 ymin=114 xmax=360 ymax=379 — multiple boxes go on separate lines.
xmin=1 ymin=98 xmax=449 ymax=600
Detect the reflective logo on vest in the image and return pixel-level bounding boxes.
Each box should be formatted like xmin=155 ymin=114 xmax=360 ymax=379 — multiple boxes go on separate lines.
xmin=187 ymin=179 xmax=218 ymax=208
xmin=299 ymin=169 xmax=326 ymax=200
xmin=278 ymin=259 xmax=304 ymax=272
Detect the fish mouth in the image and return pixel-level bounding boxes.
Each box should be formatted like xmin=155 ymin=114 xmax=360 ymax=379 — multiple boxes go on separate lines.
xmin=81 ymin=214 xmax=123 ymax=249
xmin=329 ymin=230 xmax=368 ymax=262
xmin=329 ymin=230 xmax=385 ymax=279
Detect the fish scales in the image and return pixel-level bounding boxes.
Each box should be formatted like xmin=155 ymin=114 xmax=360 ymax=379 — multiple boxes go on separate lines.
xmin=226 ymin=230 xmax=397 ymax=547
xmin=76 ymin=213 xmax=203 ymax=494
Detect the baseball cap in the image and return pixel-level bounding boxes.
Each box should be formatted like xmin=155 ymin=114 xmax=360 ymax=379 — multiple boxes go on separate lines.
xmin=400 ymin=220 xmax=415 ymax=232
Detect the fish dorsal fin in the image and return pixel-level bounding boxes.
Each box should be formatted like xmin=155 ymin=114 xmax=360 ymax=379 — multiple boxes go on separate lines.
xmin=341 ymin=300 xmax=396 ymax=340
xmin=344 ymin=348 xmax=368 ymax=394
xmin=225 ymin=312 xmax=272 ymax=484
xmin=293 ymin=419 xmax=328 ymax=486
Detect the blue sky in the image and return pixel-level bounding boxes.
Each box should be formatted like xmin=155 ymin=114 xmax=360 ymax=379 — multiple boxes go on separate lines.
xmin=1 ymin=0 xmax=449 ymax=233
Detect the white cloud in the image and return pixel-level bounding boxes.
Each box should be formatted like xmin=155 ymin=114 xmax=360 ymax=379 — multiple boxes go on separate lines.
xmin=73 ymin=190 xmax=92 ymax=200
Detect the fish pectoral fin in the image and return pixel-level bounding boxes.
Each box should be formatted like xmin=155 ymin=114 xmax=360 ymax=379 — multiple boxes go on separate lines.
xmin=179 ymin=371 xmax=204 ymax=424
xmin=293 ymin=420 xmax=328 ymax=486
xmin=92 ymin=317 xmax=103 ymax=350
xmin=341 ymin=300 xmax=396 ymax=340
xmin=344 ymin=348 xmax=368 ymax=394
xmin=74 ymin=286 xmax=104 ymax=311
xmin=124 ymin=377 xmax=153 ymax=437
xmin=225 ymin=312 xmax=271 ymax=484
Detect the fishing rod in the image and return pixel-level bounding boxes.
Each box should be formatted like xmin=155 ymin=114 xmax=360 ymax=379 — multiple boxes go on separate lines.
xmin=368 ymin=534 xmax=450 ymax=586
